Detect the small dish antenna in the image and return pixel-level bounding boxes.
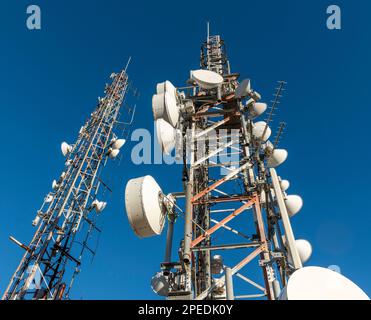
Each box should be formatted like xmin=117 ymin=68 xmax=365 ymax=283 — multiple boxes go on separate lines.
xmin=295 ymin=239 xmax=313 ymax=264
xmin=61 ymin=142 xmax=72 ymax=157
xmin=112 ymin=138 xmax=126 ymax=150
xmin=280 ymin=266 xmax=370 ymax=300
xmin=45 ymin=194 xmax=53 ymax=203
xmin=280 ymin=179 xmax=290 ymax=191
xmin=284 ymin=195 xmax=303 ymax=217
xmin=252 ymin=121 xmax=271 ymax=141
xmin=235 ymin=79 xmax=251 ymax=98
xmin=190 ymin=69 xmax=224 ymax=89
xmin=108 ymin=148 xmax=120 ymax=159
xmin=92 ymin=199 xmax=107 ymax=213
xmin=249 ymin=102 xmax=267 ymax=119
xmin=151 ymin=272 xmax=170 ymax=296
xmin=125 ymin=175 xmax=166 ymax=238
xmin=267 ymin=149 xmax=288 ymax=168
xmin=52 ymin=180 xmax=59 ymax=190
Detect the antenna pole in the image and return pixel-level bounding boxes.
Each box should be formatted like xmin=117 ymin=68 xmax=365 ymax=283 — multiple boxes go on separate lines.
xmin=153 ymin=34 xmax=303 ymax=301
xmin=3 ymin=66 xmax=133 ymax=300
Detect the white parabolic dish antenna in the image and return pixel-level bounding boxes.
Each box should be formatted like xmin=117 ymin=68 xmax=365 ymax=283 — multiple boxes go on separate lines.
xmin=295 ymin=239 xmax=312 ymax=264
xmin=252 ymin=121 xmax=271 ymax=141
xmin=280 ymin=179 xmax=290 ymax=191
xmin=267 ymin=149 xmax=288 ymax=168
xmin=191 ymin=69 xmax=224 ymax=89
xmin=61 ymin=142 xmax=72 ymax=157
xmin=156 ymin=80 xmax=177 ymax=96
xmin=235 ymin=79 xmax=251 ymax=98
xmin=249 ymin=102 xmax=267 ymax=119
xmin=156 ymin=119 xmax=177 ymax=155
xmin=280 ymin=266 xmax=370 ymax=300
xmin=285 ymin=195 xmax=303 ymax=217
xmin=125 ymin=175 xmax=165 ymax=238
xmin=152 ymin=92 xmax=179 ymax=127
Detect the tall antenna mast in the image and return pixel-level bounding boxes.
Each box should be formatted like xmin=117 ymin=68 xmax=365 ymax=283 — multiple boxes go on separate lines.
xmin=123 ymin=31 xmax=369 ymax=300
xmin=124 ymin=31 xmax=305 ymax=300
xmin=3 ymin=66 xmax=134 ymax=300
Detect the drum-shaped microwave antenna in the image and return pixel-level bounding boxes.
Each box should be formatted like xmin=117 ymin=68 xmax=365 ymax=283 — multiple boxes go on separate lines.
xmin=112 ymin=139 xmax=126 ymax=150
xmin=235 ymin=79 xmax=251 ymax=98
xmin=249 ymin=102 xmax=267 ymax=119
xmin=156 ymin=119 xmax=177 ymax=155
xmin=151 ymin=272 xmax=170 ymax=297
xmin=280 ymin=179 xmax=290 ymax=191
xmin=61 ymin=142 xmax=72 ymax=157
xmin=252 ymin=121 xmax=271 ymax=141
xmin=92 ymin=199 xmax=107 ymax=213
xmin=108 ymin=148 xmax=120 ymax=159
xmin=125 ymin=175 xmax=166 ymax=238
xmin=156 ymin=80 xmax=177 ymax=96
xmin=152 ymin=92 xmax=179 ymax=127
xmin=295 ymin=239 xmax=312 ymax=264
xmin=285 ymin=195 xmax=303 ymax=217
xmin=267 ymin=149 xmax=288 ymax=168
xmin=280 ymin=266 xmax=370 ymax=300
xmin=191 ymin=69 xmax=224 ymax=89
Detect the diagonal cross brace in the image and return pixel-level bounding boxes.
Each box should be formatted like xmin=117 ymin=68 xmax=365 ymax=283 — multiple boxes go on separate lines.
xmin=191 ymin=162 xmax=249 ymax=203
xmin=191 ymin=197 xmax=256 ymax=248
xmin=195 ymin=245 xmax=264 ymax=300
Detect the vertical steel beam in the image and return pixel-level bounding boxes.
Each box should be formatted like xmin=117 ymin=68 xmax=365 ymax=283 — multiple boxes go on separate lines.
xmin=164 ymin=217 xmax=175 ymax=263
xmin=225 ymin=267 xmax=234 ymax=300
xmin=270 ymin=168 xmax=302 ymax=269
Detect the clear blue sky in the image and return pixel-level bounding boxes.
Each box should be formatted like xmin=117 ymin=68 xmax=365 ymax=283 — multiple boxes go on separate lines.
xmin=0 ymin=0 xmax=370 ymax=299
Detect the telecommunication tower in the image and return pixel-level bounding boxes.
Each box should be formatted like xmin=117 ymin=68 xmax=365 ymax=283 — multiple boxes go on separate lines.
xmin=124 ymin=29 xmax=306 ymax=300
xmin=124 ymin=29 xmax=369 ymax=300
xmin=3 ymin=61 xmax=135 ymax=300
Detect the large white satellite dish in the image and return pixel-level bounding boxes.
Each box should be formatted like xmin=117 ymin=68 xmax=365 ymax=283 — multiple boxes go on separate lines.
xmin=252 ymin=121 xmax=271 ymax=141
xmin=280 ymin=266 xmax=370 ymax=300
xmin=295 ymin=239 xmax=313 ymax=264
xmin=267 ymin=149 xmax=288 ymax=168
xmin=191 ymin=69 xmax=224 ymax=89
xmin=285 ymin=195 xmax=303 ymax=217
xmin=152 ymin=92 xmax=179 ymax=127
xmin=125 ymin=175 xmax=166 ymax=238
xmin=155 ymin=119 xmax=177 ymax=155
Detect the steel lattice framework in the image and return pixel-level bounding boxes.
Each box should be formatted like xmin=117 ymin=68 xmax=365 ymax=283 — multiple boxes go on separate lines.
xmin=160 ymin=33 xmax=303 ymax=300
xmin=3 ymin=66 xmax=132 ymax=300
